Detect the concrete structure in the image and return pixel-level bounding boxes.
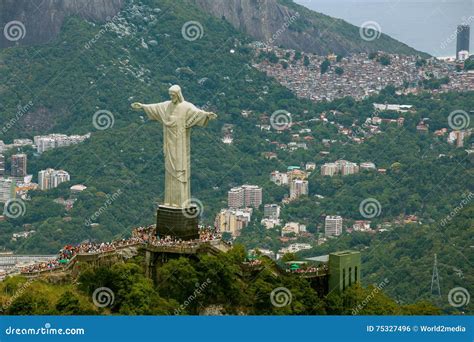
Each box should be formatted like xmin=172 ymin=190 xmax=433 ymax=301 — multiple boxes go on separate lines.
xmin=305 ymin=162 xmax=316 ymax=171
xmin=228 ymin=185 xmax=262 ymax=208
xmin=242 ymin=185 xmax=262 ymax=208
xmin=11 ymin=154 xmax=27 ymax=177
xmin=215 ymin=208 xmax=253 ymax=237
xmin=359 ymin=162 xmax=376 ymax=171
xmin=228 ymin=186 xmax=244 ymax=208
xmin=156 ymin=205 xmax=199 ymax=240
xmin=336 ymin=159 xmax=359 ymax=176
xmin=264 ymin=204 xmax=280 ymax=219
xmin=328 ymin=250 xmax=361 ymax=293
xmin=456 ymin=25 xmax=470 ymax=60
xmin=281 ymin=222 xmax=306 ymax=236
xmin=290 ymin=179 xmax=308 ymax=199
xmin=0 ymin=154 xmax=4 ymax=176
xmin=0 ymin=179 xmax=16 ymax=203
xmin=38 ymin=168 xmax=70 ymax=190
xmin=270 ymin=171 xmax=288 ymax=185
xmin=321 ymin=163 xmax=338 ymax=176
xmin=34 ymin=133 xmax=90 ymax=153
xmin=261 ymin=218 xmax=281 ymax=229
xmin=353 ymin=220 xmax=371 ymax=232
xmin=325 ymin=215 xmax=343 ymax=236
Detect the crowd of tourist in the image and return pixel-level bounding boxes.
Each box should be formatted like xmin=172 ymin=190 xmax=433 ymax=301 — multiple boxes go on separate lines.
xmin=20 ymin=225 xmax=224 ymax=274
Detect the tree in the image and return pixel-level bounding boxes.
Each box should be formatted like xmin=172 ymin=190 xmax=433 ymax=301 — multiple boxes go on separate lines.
xmin=378 ymin=55 xmax=391 ymax=66
xmin=55 ymin=291 xmax=82 ymax=315
xmin=303 ymin=55 xmax=310 ymax=66
xmin=335 ymin=67 xmax=344 ymax=76
xmin=320 ymin=59 xmax=331 ymax=74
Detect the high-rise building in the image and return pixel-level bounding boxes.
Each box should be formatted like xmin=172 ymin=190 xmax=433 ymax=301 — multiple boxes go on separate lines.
xmin=340 ymin=161 xmax=359 ymax=176
xmin=325 ymin=215 xmax=343 ymax=236
xmin=38 ymin=168 xmax=70 ymax=190
xmin=0 ymin=178 xmax=16 ymax=203
xmin=11 ymin=154 xmax=27 ymax=177
xmin=228 ymin=187 xmax=244 ymax=208
xmin=456 ymin=25 xmax=470 ymax=59
xmin=242 ymin=185 xmax=262 ymax=208
xmin=0 ymin=154 xmax=4 ymax=176
xmin=264 ymin=204 xmax=280 ymax=219
xmin=321 ymin=163 xmax=338 ymax=176
xmin=228 ymin=185 xmax=262 ymax=208
xmin=290 ymin=179 xmax=309 ymax=199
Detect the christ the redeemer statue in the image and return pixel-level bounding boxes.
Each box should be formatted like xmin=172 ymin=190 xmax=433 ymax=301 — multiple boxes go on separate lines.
xmin=131 ymin=85 xmax=217 ymax=208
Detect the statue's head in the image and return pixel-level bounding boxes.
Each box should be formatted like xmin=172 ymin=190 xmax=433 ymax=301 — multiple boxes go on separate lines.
xmin=169 ymin=85 xmax=184 ymax=104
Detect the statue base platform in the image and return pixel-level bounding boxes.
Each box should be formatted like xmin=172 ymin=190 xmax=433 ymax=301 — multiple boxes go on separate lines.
xmin=156 ymin=205 xmax=199 ymax=240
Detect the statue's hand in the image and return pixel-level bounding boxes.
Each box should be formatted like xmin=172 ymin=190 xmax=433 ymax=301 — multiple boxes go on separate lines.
xmin=207 ymin=112 xmax=217 ymax=120
xmin=131 ymin=102 xmax=143 ymax=110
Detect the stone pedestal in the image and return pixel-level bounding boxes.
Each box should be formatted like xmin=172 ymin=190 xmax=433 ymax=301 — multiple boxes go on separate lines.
xmin=156 ymin=205 xmax=199 ymax=240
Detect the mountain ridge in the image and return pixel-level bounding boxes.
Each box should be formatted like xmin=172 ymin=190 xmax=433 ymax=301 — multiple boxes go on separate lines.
xmin=190 ymin=0 xmax=428 ymax=56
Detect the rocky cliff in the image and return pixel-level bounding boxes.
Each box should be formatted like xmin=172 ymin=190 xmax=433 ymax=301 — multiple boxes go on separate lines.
xmin=190 ymin=0 xmax=426 ymax=56
xmin=0 ymin=0 xmax=124 ymax=48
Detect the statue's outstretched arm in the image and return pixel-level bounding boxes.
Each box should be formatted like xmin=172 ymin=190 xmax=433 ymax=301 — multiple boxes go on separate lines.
xmin=131 ymin=102 xmax=144 ymax=110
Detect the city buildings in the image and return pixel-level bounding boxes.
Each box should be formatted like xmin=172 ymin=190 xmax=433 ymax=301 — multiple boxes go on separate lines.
xmin=279 ymin=243 xmax=312 ymax=256
xmin=321 ymin=163 xmax=338 ymax=176
xmin=253 ymin=46 xmax=474 ymax=103
xmin=0 ymin=154 xmax=4 ymax=176
xmin=227 ymin=185 xmax=262 ymax=208
xmin=325 ymin=215 xmax=343 ymax=236
xmin=264 ymin=204 xmax=281 ymax=219
xmin=228 ymin=186 xmax=244 ymax=208
xmin=337 ymin=160 xmax=359 ymax=176
xmin=270 ymin=171 xmax=289 ymax=186
xmin=281 ymin=222 xmax=307 ymax=236
xmin=0 ymin=179 xmax=16 ymax=203
xmin=11 ymin=154 xmax=27 ymax=177
xmin=38 ymin=168 xmax=71 ymax=190
xmin=215 ymin=208 xmax=253 ymax=237
xmin=290 ymin=179 xmax=309 ymax=199
xmin=359 ymin=162 xmax=377 ymax=171
xmin=352 ymin=220 xmax=371 ymax=232
xmin=34 ymin=133 xmax=91 ymax=154
xmin=456 ymin=25 xmax=470 ymax=60
xmin=321 ymin=160 xmax=362 ymax=176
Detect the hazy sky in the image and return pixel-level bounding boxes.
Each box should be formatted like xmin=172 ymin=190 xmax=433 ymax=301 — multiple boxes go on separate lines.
xmin=295 ymin=0 xmax=473 ymax=56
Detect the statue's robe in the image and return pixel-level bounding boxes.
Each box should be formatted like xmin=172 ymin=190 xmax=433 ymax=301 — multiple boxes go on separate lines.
xmin=143 ymin=100 xmax=210 ymax=207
